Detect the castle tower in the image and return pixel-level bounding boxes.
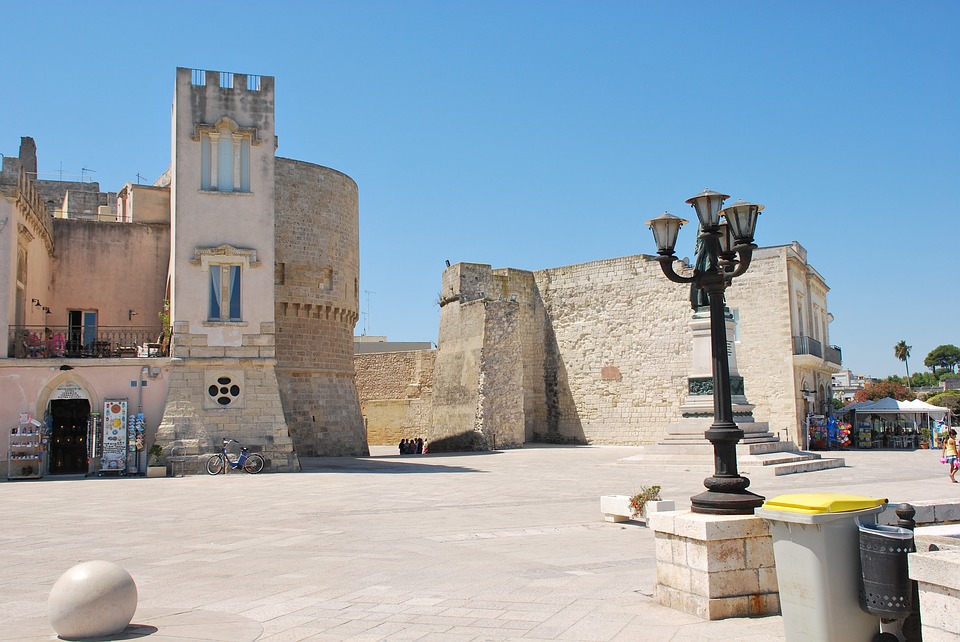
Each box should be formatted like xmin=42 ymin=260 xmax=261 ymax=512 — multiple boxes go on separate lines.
xmin=273 ymin=159 xmax=368 ymax=456
xmin=156 ymin=68 xmax=298 ymax=471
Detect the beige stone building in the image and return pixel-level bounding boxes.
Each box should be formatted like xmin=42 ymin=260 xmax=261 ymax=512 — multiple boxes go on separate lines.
xmin=359 ymin=242 xmax=841 ymax=450
xmin=0 ymin=68 xmax=366 ymax=478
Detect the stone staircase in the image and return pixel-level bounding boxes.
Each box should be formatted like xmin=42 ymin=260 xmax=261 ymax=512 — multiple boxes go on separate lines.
xmin=622 ymin=437 xmax=845 ymax=477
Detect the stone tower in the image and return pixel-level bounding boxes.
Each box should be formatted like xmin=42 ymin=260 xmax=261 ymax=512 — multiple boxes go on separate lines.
xmin=156 ymin=68 xmax=298 ymax=471
xmin=274 ymin=159 xmax=368 ymax=456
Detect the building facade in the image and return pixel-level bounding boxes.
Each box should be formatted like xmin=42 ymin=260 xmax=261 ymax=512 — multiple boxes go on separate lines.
xmin=0 ymin=68 xmax=367 ymax=478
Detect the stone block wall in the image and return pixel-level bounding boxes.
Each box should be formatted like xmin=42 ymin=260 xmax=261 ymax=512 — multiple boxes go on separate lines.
xmin=356 ymin=350 xmax=434 ymax=445
xmin=273 ymin=158 xmax=367 ymax=456
xmin=380 ymin=245 xmax=819 ymax=450
xmin=532 ymin=256 xmax=693 ymax=444
xmin=154 ymin=359 xmax=298 ymax=473
xmin=431 ymin=298 xmax=489 ymax=450
xmin=726 ymin=246 xmax=799 ymax=440
xmin=477 ymin=301 xmax=524 ymax=448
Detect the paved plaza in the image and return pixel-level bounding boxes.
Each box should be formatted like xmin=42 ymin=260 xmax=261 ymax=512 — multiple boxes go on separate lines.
xmin=0 ymin=445 xmax=954 ymax=641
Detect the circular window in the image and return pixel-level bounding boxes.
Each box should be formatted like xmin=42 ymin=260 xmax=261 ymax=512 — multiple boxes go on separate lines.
xmin=208 ymin=375 xmax=241 ymax=406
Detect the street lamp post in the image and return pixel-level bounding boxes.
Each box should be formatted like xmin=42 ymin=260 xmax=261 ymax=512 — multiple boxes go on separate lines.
xmin=646 ymin=189 xmax=766 ymax=515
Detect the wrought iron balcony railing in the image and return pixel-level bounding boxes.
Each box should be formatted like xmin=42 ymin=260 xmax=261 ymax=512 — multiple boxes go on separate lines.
xmin=792 ymin=335 xmax=823 ymax=359
xmin=7 ymin=325 xmax=167 ymax=359
xmin=824 ymin=344 xmax=842 ymax=366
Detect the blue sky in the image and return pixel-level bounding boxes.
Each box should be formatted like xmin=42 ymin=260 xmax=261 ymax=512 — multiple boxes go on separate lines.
xmin=2 ymin=1 xmax=957 ymax=378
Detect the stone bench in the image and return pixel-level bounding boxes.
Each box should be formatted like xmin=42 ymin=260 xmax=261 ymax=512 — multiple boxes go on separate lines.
xmin=600 ymin=495 xmax=676 ymax=524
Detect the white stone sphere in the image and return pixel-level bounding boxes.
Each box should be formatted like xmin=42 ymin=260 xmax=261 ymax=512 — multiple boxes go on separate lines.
xmin=48 ymin=560 xmax=138 ymax=639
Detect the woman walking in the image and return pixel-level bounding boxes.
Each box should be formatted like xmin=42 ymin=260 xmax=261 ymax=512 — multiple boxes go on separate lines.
xmin=942 ymin=429 xmax=958 ymax=483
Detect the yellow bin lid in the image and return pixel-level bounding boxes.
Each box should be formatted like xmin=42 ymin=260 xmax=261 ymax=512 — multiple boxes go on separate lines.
xmin=761 ymin=492 xmax=887 ymax=515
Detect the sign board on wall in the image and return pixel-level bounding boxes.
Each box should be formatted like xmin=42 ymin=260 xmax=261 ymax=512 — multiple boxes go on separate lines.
xmin=51 ymin=382 xmax=88 ymax=401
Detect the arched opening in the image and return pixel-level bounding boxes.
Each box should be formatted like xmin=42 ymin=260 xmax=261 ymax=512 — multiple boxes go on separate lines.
xmin=49 ymin=399 xmax=91 ymax=475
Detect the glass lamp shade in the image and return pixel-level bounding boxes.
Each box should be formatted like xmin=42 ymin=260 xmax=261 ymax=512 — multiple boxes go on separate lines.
xmin=720 ymin=200 xmax=764 ymax=243
xmin=685 ymin=189 xmax=729 ymax=229
xmin=645 ymin=211 xmax=688 ymax=254
xmin=717 ymin=221 xmax=735 ymax=255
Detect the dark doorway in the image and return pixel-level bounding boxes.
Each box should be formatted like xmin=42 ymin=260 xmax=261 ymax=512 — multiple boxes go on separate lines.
xmin=50 ymin=399 xmax=90 ymax=474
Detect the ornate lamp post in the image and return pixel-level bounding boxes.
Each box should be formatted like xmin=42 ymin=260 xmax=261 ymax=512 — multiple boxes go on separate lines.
xmin=646 ymin=189 xmax=766 ymax=515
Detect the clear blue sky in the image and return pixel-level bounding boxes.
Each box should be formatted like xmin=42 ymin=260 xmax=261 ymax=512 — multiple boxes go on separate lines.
xmin=3 ymin=1 xmax=957 ymax=379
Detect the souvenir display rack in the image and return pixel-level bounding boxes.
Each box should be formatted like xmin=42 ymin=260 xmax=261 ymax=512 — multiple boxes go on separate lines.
xmin=7 ymin=413 xmax=44 ymax=479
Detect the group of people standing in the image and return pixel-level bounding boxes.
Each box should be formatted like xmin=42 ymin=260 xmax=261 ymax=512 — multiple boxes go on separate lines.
xmin=399 ymin=438 xmax=426 ymax=455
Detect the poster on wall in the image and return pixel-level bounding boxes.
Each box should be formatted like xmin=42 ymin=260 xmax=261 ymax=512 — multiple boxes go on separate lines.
xmin=101 ymin=399 xmax=128 ymax=474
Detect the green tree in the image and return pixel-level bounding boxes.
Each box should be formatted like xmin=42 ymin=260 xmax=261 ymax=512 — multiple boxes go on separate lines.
xmin=925 ymin=392 xmax=960 ymax=424
xmin=853 ymin=380 xmax=915 ymax=403
xmin=894 ymin=340 xmax=912 ymax=390
xmin=910 ymin=372 xmax=938 ymax=388
xmin=925 ymin=344 xmax=960 ymax=374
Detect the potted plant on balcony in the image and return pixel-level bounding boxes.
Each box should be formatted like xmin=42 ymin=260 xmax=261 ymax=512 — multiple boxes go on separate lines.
xmin=146 ymin=443 xmax=166 ymax=477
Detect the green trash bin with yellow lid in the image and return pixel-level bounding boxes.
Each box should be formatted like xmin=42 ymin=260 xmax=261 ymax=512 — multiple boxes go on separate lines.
xmin=755 ymin=492 xmax=888 ymax=642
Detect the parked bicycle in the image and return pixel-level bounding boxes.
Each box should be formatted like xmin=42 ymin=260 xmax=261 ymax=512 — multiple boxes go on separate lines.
xmin=206 ymin=439 xmax=265 ymax=474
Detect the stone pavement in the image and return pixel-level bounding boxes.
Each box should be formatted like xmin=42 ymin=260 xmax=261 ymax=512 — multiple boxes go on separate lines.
xmin=0 ymin=445 xmax=954 ymax=641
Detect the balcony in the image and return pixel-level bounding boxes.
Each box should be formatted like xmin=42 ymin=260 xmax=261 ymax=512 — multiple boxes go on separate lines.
xmin=793 ymin=335 xmax=842 ymax=372
xmin=824 ymin=344 xmax=842 ymax=367
xmin=793 ymin=335 xmax=822 ymax=358
xmin=7 ymin=325 xmax=167 ymax=359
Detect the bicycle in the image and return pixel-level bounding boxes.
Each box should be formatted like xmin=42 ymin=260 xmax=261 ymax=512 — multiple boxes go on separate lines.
xmin=206 ymin=439 xmax=265 ymax=474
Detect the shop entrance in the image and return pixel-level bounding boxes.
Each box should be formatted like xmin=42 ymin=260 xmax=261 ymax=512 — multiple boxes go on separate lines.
xmin=50 ymin=399 xmax=90 ymax=474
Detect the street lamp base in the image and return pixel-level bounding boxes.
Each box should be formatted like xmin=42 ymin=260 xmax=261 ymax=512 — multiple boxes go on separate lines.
xmin=690 ymin=489 xmax=765 ymax=515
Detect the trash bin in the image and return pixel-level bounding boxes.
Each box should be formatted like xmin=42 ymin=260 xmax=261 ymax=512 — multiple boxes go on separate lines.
xmin=756 ymin=492 xmax=888 ymax=642
xmin=857 ymin=520 xmax=914 ymax=619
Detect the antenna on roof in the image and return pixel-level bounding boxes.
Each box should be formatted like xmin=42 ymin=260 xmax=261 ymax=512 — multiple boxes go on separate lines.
xmin=81 ymin=167 xmax=96 ymax=182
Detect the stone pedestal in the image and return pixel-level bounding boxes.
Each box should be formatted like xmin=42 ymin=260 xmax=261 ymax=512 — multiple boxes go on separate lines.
xmin=909 ymin=547 xmax=960 ymax=641
xmin=661 ymin=310 xmax=776 ymax=445
xmin=649 ymin=510 xmax=780 ymax=620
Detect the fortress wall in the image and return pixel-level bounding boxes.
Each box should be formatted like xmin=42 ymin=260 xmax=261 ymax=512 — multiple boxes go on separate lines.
xmin=355 ymin=350 xmax=434 ymax=445
xmin=273 ymin=158 xmax=367 ymax=456
xmin=532 ymin=255 xmax=692 ymax=444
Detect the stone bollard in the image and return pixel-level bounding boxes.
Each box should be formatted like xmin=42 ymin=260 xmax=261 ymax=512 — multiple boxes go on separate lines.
xmin=48 ymin=560 xmax=138 ymax=639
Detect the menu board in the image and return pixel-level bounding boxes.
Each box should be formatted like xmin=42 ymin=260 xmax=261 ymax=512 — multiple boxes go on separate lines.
xmin=101 ymin=400 xmax=128 ymax=472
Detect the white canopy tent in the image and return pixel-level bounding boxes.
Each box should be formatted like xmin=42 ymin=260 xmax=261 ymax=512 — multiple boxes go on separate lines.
xmin=839 ymin=397 xmax=951 ymax=448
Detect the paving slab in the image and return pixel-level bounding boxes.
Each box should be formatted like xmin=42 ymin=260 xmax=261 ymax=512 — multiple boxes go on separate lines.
xmin=0 ymin=445 xmax=951 ymax=640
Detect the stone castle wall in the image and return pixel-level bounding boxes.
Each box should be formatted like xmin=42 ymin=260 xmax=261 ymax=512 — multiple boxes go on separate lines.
xmin=273 ymin=158 xmax=367 ymax=456
xmin=355 ymin=350 xmax=434 ymax=445
xmin=416 ymin=248 xmax=808 ymax=448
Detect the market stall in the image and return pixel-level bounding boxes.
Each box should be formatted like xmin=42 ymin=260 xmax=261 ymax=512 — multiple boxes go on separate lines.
xmin=838 ymin=397 xmax=951 ymax=449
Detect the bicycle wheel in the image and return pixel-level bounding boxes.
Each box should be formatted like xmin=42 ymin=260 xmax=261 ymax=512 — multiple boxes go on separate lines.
xmin=206 ymin=454 xmax=225 ymax=475
xmin=243 ymin=454 xmax=264 ymax=474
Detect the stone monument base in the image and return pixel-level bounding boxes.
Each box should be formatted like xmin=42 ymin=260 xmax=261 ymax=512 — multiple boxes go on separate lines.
xmin=649 ymin=510 xmax=780 ymax=620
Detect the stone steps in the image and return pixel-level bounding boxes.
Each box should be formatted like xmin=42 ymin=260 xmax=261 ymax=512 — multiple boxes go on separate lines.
xmin=620 ymin=442 xmax=845 ymax=477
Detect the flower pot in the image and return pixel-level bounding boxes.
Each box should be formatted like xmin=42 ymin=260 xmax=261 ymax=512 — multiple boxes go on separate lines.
xmin=146 ymin=466 xmax=166 ymax=478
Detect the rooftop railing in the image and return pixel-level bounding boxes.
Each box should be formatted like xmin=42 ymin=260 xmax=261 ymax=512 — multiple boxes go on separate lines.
xmin=7 ymin=325 xmax=166 ymax=359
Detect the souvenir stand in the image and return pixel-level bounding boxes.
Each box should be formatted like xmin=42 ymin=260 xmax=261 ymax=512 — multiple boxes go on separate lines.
xmin=806 ymin=414 xmax=829 ymax=450
xmin=7 ymin=413 xmax=45 ymax=479
xmin=839 ymin=397 xmax=951 ymax=449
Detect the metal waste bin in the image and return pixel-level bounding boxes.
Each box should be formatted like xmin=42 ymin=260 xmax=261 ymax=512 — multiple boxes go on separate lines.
xmin=857 ymin=520 xmax=914 ymax=619
xmin=756 ymin=493 xmax=888 ymax=642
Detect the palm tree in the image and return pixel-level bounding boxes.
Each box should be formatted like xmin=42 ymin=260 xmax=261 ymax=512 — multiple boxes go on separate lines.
xmin=894 ymin=340 xmax=912 ymax=390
